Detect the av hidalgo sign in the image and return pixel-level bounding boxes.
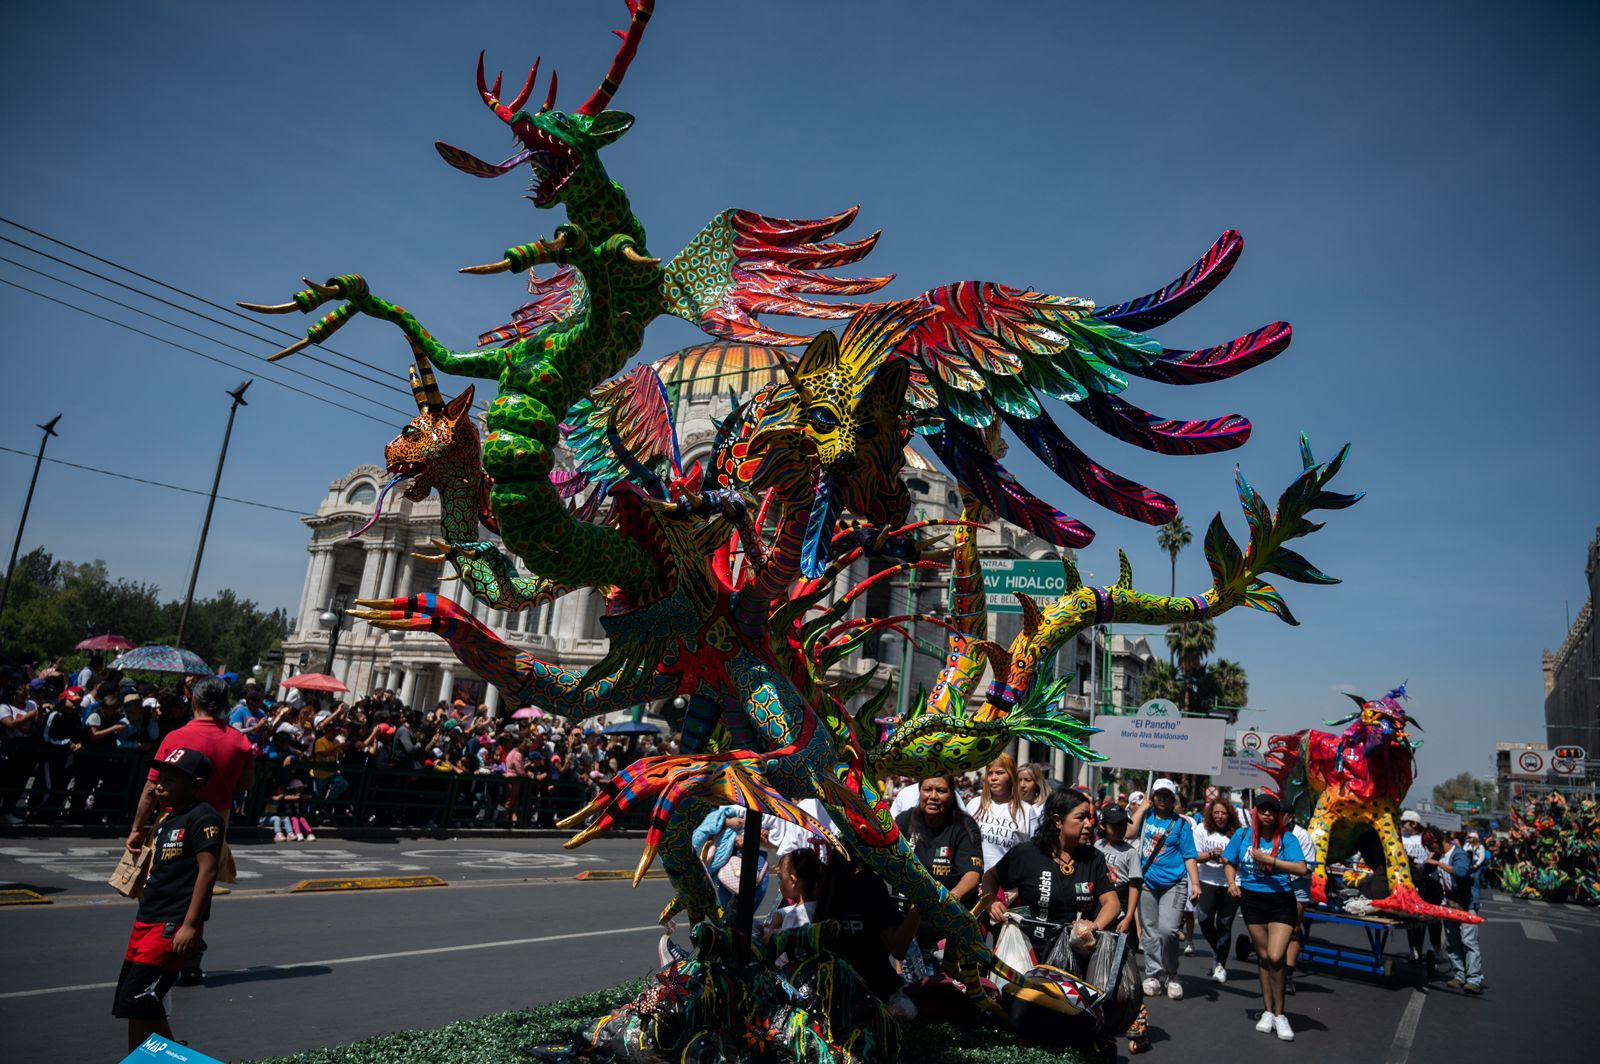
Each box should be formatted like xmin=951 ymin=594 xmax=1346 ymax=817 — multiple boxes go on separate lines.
xmin=981 ymin=559 xmax=1069 ymax=613
xmin=1090 ymin=698 xmax=1227 ymax=775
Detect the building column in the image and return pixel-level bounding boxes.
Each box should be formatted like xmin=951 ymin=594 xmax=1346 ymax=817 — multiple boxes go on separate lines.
xmin=394 ymin=550 xmax=416 ymax=599
xmin=1052 ymin=747 xmax=1068 ymax=784
xmin=305 ymin=548 xmax=335 ymax=632
xmin=536 ymin=600 xmax=552 ymax=636
xmin=356 ymin=544 xmax=384 ymax=600
xmin=294 ymin=549 xmax=320 ymax=635
xmin=437 ymin=667 xmax=455 ymax=704
xmin=385 ymin=665 xmax=402 ymax=691
xmin=398 ymin=667 xmax=418 ymax=709
xmin=484 ymin=684 xmax=501 ymax=717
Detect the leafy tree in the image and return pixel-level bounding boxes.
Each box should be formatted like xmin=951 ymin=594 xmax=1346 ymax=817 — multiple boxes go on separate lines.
xmin=1432 ymin=771 xmax=1499 ymax=812
xmin=1156 ymin=516 xmax=1192 ymax=597
xmin=1164 ymin=618 xmax=1217 ymax=711
xmin=0 ymin=548 xmax=285 ymax=673
xmin=1194 ymin=658 xmax=1249 ymax=719
xmin=1138 ymin=660 xmax=1185 ymax=705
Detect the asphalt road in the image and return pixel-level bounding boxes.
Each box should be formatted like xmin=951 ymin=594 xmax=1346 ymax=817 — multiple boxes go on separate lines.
xmin=1 ymin=836 xmax=1595 ymax=1063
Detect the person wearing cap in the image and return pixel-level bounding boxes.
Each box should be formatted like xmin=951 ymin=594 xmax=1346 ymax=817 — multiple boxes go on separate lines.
xmin=112 ymin=747 xmax=222 ymax=1051
xmin=124 ymin=676 xmax=254 ymax=986
xmin=1398 ymin=810 xmax=1440 ymax=964
xmin=1130 ymin=778 xmax=1201 ymax=1000
xmin=34 ymin=686 xmax=86 ymax=820
xmin=1224 ymin=792 xmax=1309 ymax=1041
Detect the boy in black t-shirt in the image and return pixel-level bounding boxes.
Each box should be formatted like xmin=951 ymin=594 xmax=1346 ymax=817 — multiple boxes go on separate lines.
xmin=112 ymin=748 xmax=224 ymax=1052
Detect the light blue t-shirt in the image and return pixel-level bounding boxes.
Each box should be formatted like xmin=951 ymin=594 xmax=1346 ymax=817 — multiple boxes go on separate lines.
xmin=1224 ymin=825 xmax=1306 ymax=893
xmin=1138 ymin=812 xmax=1199 ymax=890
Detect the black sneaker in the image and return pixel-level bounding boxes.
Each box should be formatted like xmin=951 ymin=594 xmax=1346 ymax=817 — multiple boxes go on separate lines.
xmin=1285 ymin=974 xmax=1297 ymax=996
xmin=176 ymin=968 xmax=204 ymax=987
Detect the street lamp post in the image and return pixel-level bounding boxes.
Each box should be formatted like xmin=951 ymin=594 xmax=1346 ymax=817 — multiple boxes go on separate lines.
xmin=319 ymin=596 xmax=348 ymax=675
xmin=175 ymin=380 xmax=252 ymax=648
xmin=0 ymin=414 xmax=62 ymax=628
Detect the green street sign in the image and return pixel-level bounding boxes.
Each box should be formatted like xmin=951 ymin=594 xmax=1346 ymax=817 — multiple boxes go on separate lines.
xmin=1452 ymin=801 xmax=1483 ymax=814
xmin=981 ymin=559 xmax=1069 ymax=613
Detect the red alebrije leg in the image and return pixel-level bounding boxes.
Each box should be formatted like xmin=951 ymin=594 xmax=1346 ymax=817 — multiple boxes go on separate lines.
xmin=1369 ymin=886 xmax=1485 ymax=924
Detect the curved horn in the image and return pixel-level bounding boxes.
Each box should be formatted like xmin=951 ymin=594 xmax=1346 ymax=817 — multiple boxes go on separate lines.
xmin=478 ymin=51 xmax=542 ymax=122
xmin=577 ymin=0 xmax=655 ymax=116
xmin=410 ymin=360 xmax=444 ymax=412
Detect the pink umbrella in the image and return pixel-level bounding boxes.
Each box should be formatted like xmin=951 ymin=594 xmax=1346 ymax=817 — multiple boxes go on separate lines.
xmin=511 ymin=706 xmax=544 ymax=720
xmin=76 ymin=634 xmax=136 ymax=652
xmin=280 ymin=673 xmax=349 ymax=693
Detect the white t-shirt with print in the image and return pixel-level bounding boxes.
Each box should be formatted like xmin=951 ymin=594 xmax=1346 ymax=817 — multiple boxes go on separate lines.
xmin=1192 ymin=821 xmax=1233 ymax=887
xmin=963 ymin=794 xmax=1036 ymax=870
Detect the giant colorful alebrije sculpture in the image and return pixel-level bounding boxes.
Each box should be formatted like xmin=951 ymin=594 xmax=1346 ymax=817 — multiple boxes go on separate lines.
xmin=1499 ymin=792 xmax=1600 ymax=903
xmin=1261 ymin=686 xmax=1483 ymax=924
xmin=238 ymin=1 xmax=1362 ymax=1055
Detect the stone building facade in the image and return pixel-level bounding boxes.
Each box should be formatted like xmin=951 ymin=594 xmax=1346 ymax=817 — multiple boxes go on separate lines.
xmin=280 ymin=341 xmax=1150 ymax=774
xmin=1542 ymin=525 xmax=1598 ymax=752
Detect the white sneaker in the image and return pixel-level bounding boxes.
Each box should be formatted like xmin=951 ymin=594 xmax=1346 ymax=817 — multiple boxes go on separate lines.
xmin=1166 ymin=978 xmax=1184 ymax=1000
xmin=887 ymin=988 xmax=918 ymax=1021
xmin=292 ymin=833 xmax=304 ymax=842
xmin=273 ymin=832 xmax=286 ymax=843
xmin=1142 ymin=977 xmax=1163 ymax=996
xmin=1274 ymin=1014 xmax=1295 ymax=1041
xmin=303 ymin=833 xmax=317 ymax=842
xmin=1212 ymin=963 xmax=1228 ymax=984
xmin=1183 ymin=941 xmax=1195 ymax=956
xmin=1256 ymin=1010 xmax=1276 ymax=1033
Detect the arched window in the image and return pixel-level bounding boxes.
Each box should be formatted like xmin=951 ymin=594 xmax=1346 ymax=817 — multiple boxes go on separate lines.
xmin=905 ymin=477 xmax=931 ymax=496
xmin=346 ymin=483 xmax=377 ymax=506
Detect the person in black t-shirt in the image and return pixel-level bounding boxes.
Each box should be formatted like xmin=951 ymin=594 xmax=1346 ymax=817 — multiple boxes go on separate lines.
xmin=895 ymin=774 xmax=985 ymax=905
xmin=814 ymin=849 xmax=922 ymax=1021
xmin=984 ymin=788 xmax=1119 ymax=961
xmin=112 ymin=748 xmax=223 ymax=1052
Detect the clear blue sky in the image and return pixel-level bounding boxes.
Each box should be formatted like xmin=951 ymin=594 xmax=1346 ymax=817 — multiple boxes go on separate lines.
xmin=3 ymin=1 xmax=1596 ymax=799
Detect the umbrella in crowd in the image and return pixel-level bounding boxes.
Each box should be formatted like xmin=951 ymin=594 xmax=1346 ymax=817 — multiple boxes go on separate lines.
xmin=109 ymin=645 xmax=212 ymax=675
xmin=511 ymin=706 xmax=545 ymax=720
xmin=280 ymin=673 xmax=348 ymax=693
xmin=602 ymin=720 xmax=662 ymax=736
xmin=76 ymin=634 xmax=136 ymax=652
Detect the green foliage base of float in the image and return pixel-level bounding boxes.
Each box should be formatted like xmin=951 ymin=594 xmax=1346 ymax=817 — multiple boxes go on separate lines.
xmin=246 ymin=979 xmax=1099 ymax=1064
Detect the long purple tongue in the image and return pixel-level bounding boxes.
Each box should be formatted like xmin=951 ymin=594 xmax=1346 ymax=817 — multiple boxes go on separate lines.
xmin=349 ymin=472 xmax=411 ymax=538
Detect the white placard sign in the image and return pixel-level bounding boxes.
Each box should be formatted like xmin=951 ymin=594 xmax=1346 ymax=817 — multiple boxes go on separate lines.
xmin=1416 ymin=809 xmax=1463 ymax=832
xmin=1090 ymin=700 xmax=1227 ymax=775
xmin=1212 ymin=754 xmax=1272 ymax=790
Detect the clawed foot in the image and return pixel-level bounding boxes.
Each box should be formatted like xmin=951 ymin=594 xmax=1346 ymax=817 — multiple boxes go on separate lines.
xmin=238 ymin=274 xmax=372 ymax=361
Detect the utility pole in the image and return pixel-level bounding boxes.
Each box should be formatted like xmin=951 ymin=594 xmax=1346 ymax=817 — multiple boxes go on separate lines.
xmin=0 ymin=414 xmax=62 ymax=627
xmin=176 ymin=380 xmax=251 ymax=648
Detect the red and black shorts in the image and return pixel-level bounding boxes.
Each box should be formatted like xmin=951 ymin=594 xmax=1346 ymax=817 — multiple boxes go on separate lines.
xmin=112 ymin=921 xmax=184 ymax=1019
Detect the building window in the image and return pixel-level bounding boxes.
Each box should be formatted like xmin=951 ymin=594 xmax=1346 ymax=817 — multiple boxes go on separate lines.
xmin=346 ymin=483 xmax=377 ymax=506
xmin=906 ymin=477 xmax=931 ymax=496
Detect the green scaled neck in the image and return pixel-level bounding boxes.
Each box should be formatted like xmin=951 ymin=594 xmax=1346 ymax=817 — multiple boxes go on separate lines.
xmin=557 ymin=158 xmax=647 ymax=251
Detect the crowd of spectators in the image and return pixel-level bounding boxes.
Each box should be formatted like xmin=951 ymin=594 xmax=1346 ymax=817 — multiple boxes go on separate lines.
xmin=0 ymin=656 xmax=679 ymax=831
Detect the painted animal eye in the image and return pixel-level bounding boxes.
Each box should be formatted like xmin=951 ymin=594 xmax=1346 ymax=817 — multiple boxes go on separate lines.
xmin=402 ymin=425 xmax=420 ymax=437
xmin=807 ymin=407 xmax=840 ymax=429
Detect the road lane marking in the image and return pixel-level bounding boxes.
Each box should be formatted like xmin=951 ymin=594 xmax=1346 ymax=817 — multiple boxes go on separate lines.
xmin=0 ymin=923 xmax=661 ymax=999
xmin=1519 ymin=919 xmax=1558 ymax=941
xmin=1385 ymin=988 xmax=1427 ymax=1064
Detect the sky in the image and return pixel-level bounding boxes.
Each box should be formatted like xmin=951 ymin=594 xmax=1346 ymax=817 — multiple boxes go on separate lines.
xmin=2 ymin=1 xmax=1597 ymax=799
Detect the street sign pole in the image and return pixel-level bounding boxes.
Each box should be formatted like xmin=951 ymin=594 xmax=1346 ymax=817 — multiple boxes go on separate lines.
xmin=0 ymin=414 xmax=61 ymax=628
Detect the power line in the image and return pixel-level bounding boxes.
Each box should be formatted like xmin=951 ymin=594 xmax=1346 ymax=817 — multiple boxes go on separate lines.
xmin=0 ymin=216 xmax=399 ymax=380
xmin=0 ymin=276 xmax=399 ymax=428
xmin=0 ymin=233 xmax=411 ymax=401
xmin=0 ymin=217 xmax=492 ymax=417
xmin=0 ymin=254 xmax=414 ymax=421
xmin=0 ymin=444 xmax=308 ymax=516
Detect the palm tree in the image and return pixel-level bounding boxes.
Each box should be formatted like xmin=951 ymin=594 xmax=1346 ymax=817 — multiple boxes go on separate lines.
xmin=1138 ymin=660 xmax=1184 ymax=705
xmin=1164 ymin=618 xmax=1217 ymax=711
xmin=1208 ymin=658 xmax=1249 ymax=716
xmin=1156 ymin=516 xmax=1192 ymax=597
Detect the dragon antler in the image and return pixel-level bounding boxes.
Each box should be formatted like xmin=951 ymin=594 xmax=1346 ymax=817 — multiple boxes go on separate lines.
xmin=578 ymin=0 xmax=655 ymax=116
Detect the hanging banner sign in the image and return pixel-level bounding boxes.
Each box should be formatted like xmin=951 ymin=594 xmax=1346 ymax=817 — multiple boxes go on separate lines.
xmin=1089 ymin=700 xmax=1227 ymax=775
xmin=981 ymin=560 xmax=1069 ymax=613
